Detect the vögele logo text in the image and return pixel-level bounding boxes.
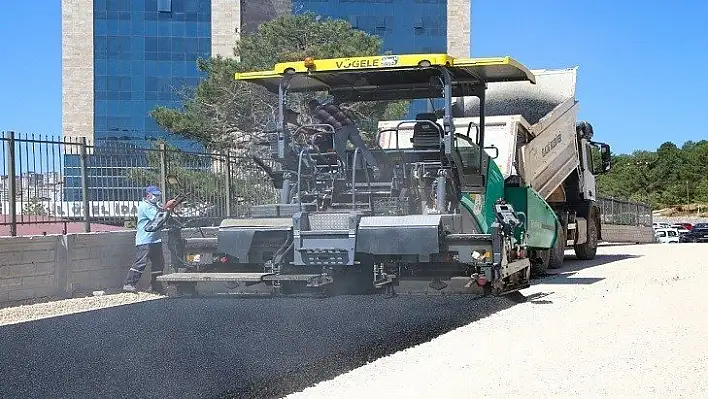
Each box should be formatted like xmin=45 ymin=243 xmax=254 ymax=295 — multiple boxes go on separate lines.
xmin=335 ymin=58 xmax=381 ymax=69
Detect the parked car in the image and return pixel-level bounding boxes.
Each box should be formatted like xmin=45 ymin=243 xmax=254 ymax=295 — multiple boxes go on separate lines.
xmin=671 ymin=224 xmax=691 ymax=235
xmin=679 ymin=227 xmax=708 ymax=243
xmin=654 ymin=228 xmax=680 ymax=243
xmin=673 ymin=222 xmax=693 ymax=230
xmin=653 ymin=222 xmax=671 ymax=230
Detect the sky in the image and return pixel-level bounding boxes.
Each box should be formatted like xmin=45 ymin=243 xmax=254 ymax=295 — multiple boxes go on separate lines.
xmin=0 ymin=1 xmax=707 ymax=155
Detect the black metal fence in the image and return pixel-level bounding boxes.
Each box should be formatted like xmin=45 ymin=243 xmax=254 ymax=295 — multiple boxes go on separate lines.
xmin=598 ymin=196 xmax=653 ymax=227
xmin=1 ymin=131 xmax=279 ymax=236
xmin=2 ymin=131 xmax=654 ymax=237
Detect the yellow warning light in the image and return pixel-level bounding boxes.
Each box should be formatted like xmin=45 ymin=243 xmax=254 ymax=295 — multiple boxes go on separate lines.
xmin=304 ymin=57 xmax=316 ymax=69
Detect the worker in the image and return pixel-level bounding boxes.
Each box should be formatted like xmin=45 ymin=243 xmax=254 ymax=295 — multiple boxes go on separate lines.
xmin=285 ymin=107 xmax=332 ymax=154
xmin=122 ymin=185 xmax=176 ymax=294
xmin=281 ymin=107 xmax=316 ymax=169
xmin=307 ymin=99 xmax=381 ymax=178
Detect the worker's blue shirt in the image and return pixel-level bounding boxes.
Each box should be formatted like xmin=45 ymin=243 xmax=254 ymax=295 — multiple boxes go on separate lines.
xmin=135 ymin=200 xmax=162 ymax=246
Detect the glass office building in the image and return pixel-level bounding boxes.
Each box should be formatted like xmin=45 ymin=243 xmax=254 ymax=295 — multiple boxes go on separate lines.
xmin=63 ymin=0 xmax=212 ymax=201
xmin=62 ymin=0 xmax=469 ymax=202
xmin=292 ymin=0 xmax=449 ymax=116
xmin=92 ymin=0 xmax=210 ymax=147
xmin=293 ymin=0 xmax=447 ymax=54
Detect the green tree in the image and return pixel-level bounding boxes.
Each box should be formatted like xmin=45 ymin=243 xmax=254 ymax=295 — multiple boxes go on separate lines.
xmin=150 ymin=12 xmax=410 ymax=153
xmin=596 ymin=140 xmax=708 ymax=209
xmin=22 ymin=198 xmax=48 ymax=216
xmin=125 ymin=140 xmax=278 ymax=218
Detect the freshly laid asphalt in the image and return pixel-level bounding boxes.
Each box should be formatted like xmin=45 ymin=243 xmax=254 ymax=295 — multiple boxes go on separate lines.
xmin=0 ymin=294 xmax=520 ymax=399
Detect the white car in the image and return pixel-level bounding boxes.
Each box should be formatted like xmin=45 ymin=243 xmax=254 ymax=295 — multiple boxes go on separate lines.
xmin=654 ymin=228 xmax=680 ymax=244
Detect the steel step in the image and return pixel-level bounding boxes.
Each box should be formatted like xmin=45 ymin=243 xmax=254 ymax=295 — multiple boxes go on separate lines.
xmin=157 ymin=272 xmax=273 ymax=283
xmin=329 ymin=202 xmax=372 ymax=208
xmin=349 ymin=181 xmax=392 ymax=188
xmin=340 ymin=190 xmax=393 ymax=196
xmin=156 ymin=272 xmax=325 ymax=283
xmin=445 ymin=233 xmax=493 ymax=242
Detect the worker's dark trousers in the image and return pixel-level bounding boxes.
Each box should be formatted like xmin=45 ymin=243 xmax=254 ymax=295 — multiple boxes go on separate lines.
xmin=124 ymin=243 xmax=165 ymax=287
xmin=334 ymin=125 xmax=379 ymax=169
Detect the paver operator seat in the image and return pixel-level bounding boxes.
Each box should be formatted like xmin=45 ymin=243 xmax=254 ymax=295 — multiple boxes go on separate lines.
xmin=411 ymin=112 xmax=444 ymax=150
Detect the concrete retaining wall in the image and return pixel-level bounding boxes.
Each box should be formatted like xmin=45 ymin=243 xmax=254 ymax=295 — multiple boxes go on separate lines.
xmin=0 ymin=235 xmax=62 ymax=303
xmin=601 ymin=224 xmax=657 ymax=244
xmin=0 ymin=228 xmax=217 ymax=306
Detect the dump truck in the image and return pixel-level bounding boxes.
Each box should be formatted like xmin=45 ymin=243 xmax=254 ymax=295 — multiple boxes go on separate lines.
xmin=378 ymin=67 xmax=614 ymax=275
xmin=156 ymin=53 xmax=609 ymax=297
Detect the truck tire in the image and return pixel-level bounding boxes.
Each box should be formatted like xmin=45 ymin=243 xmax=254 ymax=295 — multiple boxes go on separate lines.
xmin=574 ymin=210 xmax=598 ymax=260
xmin=548 ymin=220 xmax=565 ymax=269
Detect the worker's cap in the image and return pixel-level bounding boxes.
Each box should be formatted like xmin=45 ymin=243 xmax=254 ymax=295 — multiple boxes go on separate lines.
xmin=145 ymin=185 xmax=161 ymax=195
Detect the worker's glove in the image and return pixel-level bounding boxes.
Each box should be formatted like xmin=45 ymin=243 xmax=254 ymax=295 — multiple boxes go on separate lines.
xmin=164 ymin=199 xmax=177 ymax=212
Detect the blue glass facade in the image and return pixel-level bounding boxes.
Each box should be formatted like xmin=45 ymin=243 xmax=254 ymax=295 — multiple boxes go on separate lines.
xmin=293 ymin=0 xmax=447 ymax=54
xmin=93 ymin=0 xmax=209 ymax=146
xmin=66 ymin=0 xmax=211 ymax=202
xmin=66 ymin=0 xmax=450 ymax=203
xmin=292 ymin=0 xmax=448 ymax=116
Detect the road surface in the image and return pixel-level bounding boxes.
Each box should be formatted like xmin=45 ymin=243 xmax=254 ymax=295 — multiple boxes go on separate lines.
xmin=0 ymin=291 xmax=517 ymax=398
xmin=3 ymin=243 xmax=706 ymax=398
xmin=285 ymin=243 xmax=708 ymax=398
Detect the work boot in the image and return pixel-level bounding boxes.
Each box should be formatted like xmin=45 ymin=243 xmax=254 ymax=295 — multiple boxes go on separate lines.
xmin=122 ymin=284 xmax=137 ymax=293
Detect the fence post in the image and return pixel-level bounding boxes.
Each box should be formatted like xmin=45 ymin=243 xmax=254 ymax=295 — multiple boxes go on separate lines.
xmin=5 ymin=131 xmax=17 ymax=236
xmin=158 ymin=143 xmax=168 ymax=199
xmin=224 ymin=152 xmax=232 ymax=217
xmin=79 ymin=137 xmax=91 ymax=233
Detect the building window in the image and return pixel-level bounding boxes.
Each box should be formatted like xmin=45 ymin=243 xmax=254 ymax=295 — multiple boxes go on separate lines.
xmin=158 ymin=0 xmax=172 ymax=13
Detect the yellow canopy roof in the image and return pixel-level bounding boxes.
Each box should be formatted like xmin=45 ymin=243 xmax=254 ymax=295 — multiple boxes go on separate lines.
xmin=234 ymin=53 xmax=536 ymax=101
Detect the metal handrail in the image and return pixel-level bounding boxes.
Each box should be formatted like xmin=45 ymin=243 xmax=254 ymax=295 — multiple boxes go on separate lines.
xmin=466 ymin=121 xmax=480 ymax=144
xmin=297 ymin=148 xmax=316 ymax=212
xmin=351 ymin=147 xmax=372 ymax=211
xmin=294 ymin=122 xmax=345 ymax=173
xmin=296 ymin=144 xmax=346 ymax=211
xmin=375 ymin=119 xmax=444 ymax=151
xmin=293 ymin=123 xmax=337 ymax=150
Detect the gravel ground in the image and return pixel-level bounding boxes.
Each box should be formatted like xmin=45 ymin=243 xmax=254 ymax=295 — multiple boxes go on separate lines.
xmin=0 ymin=292 xmax=162 ymax=326
xmin=284 ymin=243 xmax=708 ymax=399
xmin=654 ymin=216 xmax=708 ymax=224
xmin=0 ymin=291 xmax=519 ymax=399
